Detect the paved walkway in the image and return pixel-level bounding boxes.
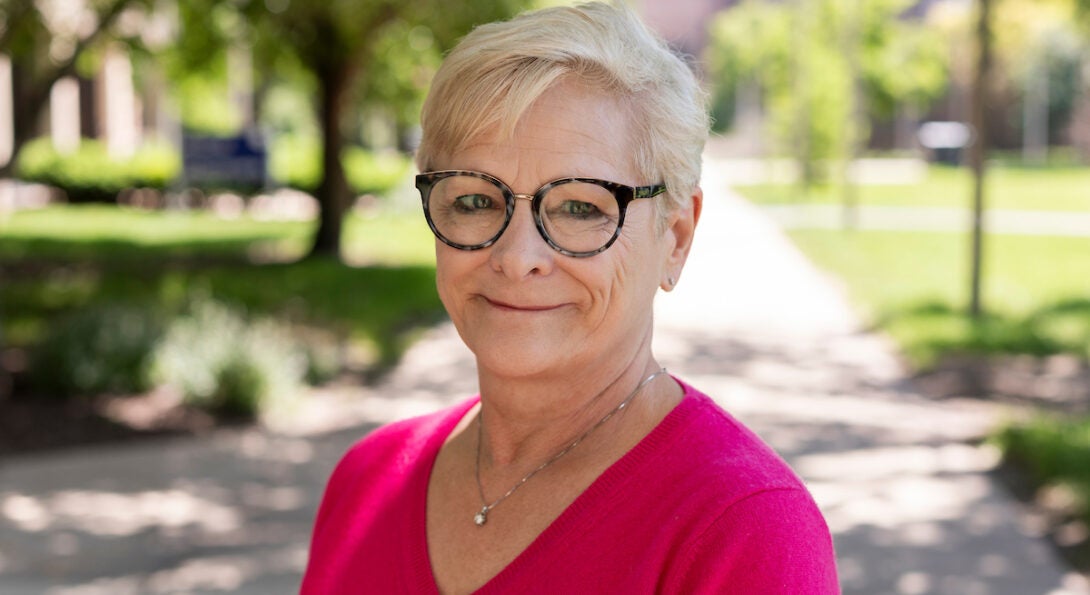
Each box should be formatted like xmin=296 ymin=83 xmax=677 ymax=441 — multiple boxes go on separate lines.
xmin=1 ymin=157 xmax=1088 ymax=594
xmin=660 ymin=161 xmax=1090 ymax=594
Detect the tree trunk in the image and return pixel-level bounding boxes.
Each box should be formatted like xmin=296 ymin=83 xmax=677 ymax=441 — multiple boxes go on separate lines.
xmin=840 ymin=0 xmax=862 ymax=231
xmin=1022 ymin=55 xmax=1048 ymax=165
xmin=790 ymin=0 xmax=812 ymax=192
xmin=968 ymin=0 xmax=992 ymax=319
xmin=307 ymin=64 xmax=353 ymax=259
xmin=0 ymin=62 xmax=48 ymax=178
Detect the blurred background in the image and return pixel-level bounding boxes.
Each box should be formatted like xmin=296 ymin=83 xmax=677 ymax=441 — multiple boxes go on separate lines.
xmin=1 ymin=0 xmax=1089 ymax=592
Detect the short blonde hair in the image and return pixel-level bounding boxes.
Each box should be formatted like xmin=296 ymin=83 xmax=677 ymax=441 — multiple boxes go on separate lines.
xmin=415 ymin=1 xmax=708 ymax=220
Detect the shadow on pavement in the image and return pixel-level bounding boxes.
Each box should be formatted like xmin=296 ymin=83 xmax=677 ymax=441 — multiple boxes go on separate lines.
xmin=658 ymin=325 xmax=1088 ymax=594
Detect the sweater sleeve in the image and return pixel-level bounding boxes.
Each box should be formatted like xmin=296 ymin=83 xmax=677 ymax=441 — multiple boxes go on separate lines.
xmin=666 ymin=488 xmax=840 ymax=594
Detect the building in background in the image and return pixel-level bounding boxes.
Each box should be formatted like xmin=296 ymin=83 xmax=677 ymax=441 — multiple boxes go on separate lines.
xmin=637 ymin=0 xmax=740 ymax=60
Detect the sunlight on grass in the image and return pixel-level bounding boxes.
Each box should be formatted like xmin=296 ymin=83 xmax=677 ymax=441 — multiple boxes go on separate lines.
xmin=0 ymin=204 xmax=438 ymax=265
xmin=342 ymin=209 xmax=435 ymax=266
xmin=0 ymin=204 xmax=307 ymax=244
xmin=0 ymin=205 xmax=311 ymax=260
xmin=737 ymin=164 xmax=1090 ymax=211
xmin=788 ymin=229 xmax=1090 ymax=367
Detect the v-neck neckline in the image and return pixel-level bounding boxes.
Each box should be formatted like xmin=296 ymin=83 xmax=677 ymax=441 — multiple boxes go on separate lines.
xmin=407 ymin=379 xmax=698 ymax=594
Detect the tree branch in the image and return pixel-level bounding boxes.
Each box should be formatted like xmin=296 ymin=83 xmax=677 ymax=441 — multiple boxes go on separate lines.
xmin=0 ymin=0 xmax=35 ymax=53
xmin=51 ymin=0 xmax=138 ymax=82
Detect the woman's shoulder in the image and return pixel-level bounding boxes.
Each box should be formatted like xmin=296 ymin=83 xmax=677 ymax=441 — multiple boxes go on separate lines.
xmin=334 ymin=397 xmax=478 ymax=478
xmin=663 ymin=379 xmax=808 ymax=496
xmin=664 ymin=486 xmax=840 ymax=593
xmin=653 ymin=379 xmax=832 ymax=538
xmin=342 ymin=398 xmax=475 ymax=457
xmin=652 ymin=379 xmax=839 ymax=592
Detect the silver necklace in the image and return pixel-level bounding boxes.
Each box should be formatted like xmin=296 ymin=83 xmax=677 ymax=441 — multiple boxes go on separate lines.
xmin=473 ymin=368 xmax=668 ymax=526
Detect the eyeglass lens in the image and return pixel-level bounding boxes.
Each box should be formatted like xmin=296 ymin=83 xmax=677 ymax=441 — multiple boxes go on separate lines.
xmin=425 ymin=175 xmax=621 ymax=254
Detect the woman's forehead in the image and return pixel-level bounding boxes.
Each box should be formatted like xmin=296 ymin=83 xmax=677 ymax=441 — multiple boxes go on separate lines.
xmin=441 ymin=81 xmax=639 ymax=182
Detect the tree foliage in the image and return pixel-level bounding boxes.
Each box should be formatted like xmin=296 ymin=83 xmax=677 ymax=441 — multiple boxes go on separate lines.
xmin=167 ymin=0 xmax=532 ymax=259
xmin=3 ymin=0 xmax=532 ymax=258
xmin=993 ymin=0 xmax=1089 ymax=149
xmin=706 ymin=0 xmax=949 ymax=183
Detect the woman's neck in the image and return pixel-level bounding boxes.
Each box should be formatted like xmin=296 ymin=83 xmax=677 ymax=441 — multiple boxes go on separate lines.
xmin=474 ymin=352 xmax=669 ymax=469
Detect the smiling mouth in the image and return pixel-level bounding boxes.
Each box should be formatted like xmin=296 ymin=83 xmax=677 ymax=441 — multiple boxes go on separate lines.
xmin=484 ymin=297 xmax=563 ymax=312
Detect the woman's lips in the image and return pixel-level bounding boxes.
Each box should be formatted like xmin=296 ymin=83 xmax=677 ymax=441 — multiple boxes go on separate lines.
xmin=484 ymin=297 xmax=563 ymax=312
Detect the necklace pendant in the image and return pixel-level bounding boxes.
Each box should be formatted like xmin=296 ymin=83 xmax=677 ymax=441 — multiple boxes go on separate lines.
xmin=474 ymin=508 xmax=488 ymax=527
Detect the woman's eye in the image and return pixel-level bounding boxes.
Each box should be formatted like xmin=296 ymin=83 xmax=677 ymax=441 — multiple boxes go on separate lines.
xmin=560 ymin=200 xmax=600 ymax=218
xmin=453 ymin=194 xmax=494 ymax=211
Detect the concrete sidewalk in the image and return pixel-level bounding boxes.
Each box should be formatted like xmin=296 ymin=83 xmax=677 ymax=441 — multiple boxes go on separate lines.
xmin=659 ymin=161 xmax=1090 ymax=594
xmin=1 ymin=157 xmax=1087 ymax=594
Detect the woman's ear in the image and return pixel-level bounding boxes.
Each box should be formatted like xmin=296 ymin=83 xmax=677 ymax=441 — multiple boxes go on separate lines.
xmin=661 ymin=187 xmax=702 ymax=291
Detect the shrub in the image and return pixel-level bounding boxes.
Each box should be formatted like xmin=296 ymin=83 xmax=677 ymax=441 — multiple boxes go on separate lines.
xmin=16 ymin=138 xmax=181 ymax=203
xmin=996 ymin=417 xmax=1090 ymax=488
xmin=28 ymin=305 xmax=164 ymax=397
xmin=302 ymin=336 xmax=344 ymax=386
xmin=995 ymin=416 xmax=1090 ymax=526
xmin=152 ymin=299 xmax=306 ymax=418
xmin=26 ymin=297 xmax=309 ymax=418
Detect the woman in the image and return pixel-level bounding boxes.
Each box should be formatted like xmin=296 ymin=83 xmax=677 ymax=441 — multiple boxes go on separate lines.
xmin=303 ymin=3 xmax=838 ymax=593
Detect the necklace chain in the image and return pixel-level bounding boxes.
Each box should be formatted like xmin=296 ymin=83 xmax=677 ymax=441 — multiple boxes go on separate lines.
xmin=472 ymin=368 xmax=668 ymax=527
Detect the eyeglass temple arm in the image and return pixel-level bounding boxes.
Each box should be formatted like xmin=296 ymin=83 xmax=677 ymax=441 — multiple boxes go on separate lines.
xmin=634 ymin=184 xmax=667 ymax=199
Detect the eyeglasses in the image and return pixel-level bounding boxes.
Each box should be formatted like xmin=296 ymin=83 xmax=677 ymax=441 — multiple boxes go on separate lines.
xmin=416 ymin=170 xmax=666 ymax=257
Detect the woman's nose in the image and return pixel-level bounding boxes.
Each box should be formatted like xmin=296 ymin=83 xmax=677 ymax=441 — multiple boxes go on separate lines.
xmin=488 ymin=199 xmax=555 ymax=279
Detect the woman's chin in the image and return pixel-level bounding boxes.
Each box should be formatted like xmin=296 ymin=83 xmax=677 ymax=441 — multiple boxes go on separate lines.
xmin=470 ymin=343 xmax=573 ymax=381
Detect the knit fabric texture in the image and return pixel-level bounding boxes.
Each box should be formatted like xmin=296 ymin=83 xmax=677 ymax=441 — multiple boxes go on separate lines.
xmin=302 ymin=378 xmax=840 ymax=593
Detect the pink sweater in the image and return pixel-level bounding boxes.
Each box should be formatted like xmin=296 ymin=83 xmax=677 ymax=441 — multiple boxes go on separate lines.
xmin=302 ymin=380 xmax=839 ymax=593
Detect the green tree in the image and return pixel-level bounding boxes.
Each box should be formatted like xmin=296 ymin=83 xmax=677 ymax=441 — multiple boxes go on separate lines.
xmin=706 ymin=0 xmax=949 ymax=188
xmin=1074 ymin=0 xmax=1090 ymax=157
xmin=172 ymin=0 xmax=531 ymax=260
xmin=995 ymin=0 xmax=1087 ymax=161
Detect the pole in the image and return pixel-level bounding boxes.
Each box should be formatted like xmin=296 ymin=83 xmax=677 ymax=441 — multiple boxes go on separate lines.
xmin=968 ymin=0 xmax=992 ymax=319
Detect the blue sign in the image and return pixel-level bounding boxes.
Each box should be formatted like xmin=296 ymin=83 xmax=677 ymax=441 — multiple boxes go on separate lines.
xmin=182 ymin=131 xmax=267 ymax=189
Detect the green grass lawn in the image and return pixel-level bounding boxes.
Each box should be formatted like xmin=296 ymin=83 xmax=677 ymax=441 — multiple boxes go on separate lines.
xmin=1 ymin=204 xmax=443 ymax=368
xmin=342 ymin=208 xmax=437 ymax=266
xmin=787 ymin=229 xmax=1090 ymax=367
xmin=738 ymin=164 xmax=1090 ymax=211
xmin=733 ymin=162 xmax=1090 ymax=365
xmin=0 ymin=204 xmax=436 ymax=264
xmin=0 ymin=204 xmax=310 ymax=261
